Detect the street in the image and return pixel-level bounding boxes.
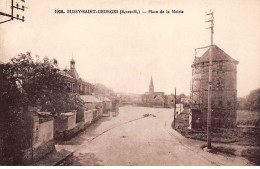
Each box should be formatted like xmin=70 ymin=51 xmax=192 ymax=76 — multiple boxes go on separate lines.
xmin=56 ymin=106 xmax=250 ymax=166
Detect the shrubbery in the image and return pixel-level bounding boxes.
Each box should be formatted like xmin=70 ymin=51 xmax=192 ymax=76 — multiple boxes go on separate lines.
xmin=0 ymin=52 xmax=81 ymax=165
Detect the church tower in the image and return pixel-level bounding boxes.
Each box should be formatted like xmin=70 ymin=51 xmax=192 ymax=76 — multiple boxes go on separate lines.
xmin=149 ymin=76 xmax=154 ymax=93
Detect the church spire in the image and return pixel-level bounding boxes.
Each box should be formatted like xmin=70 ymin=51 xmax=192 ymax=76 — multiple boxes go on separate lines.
xmin=70 ymin=53 xmax=75 ymax=69
xmin=149 ymin=76 xmax=154 ymax=93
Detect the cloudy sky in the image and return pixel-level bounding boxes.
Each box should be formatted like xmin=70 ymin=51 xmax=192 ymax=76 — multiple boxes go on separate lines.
xmin=0 ymin=0 xmax=260 ymax=96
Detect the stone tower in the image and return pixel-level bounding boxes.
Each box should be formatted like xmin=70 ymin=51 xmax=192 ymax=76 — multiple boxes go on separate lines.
xmin=68 ymin=58 xmax=80 ymax=79
xmin=149 ymin=76 xmax=154 ymax=93
xmin=70 ymin=58 xmax=75 ymax=69
xmin=191 ymin=45 xmax=239 ymax=128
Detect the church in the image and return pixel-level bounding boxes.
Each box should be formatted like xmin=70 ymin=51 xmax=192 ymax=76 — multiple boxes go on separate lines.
xmin=141 ymin=77 xmax=174 ymax=108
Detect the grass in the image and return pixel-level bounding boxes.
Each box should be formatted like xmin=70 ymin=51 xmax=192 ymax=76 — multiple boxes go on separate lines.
xmin=241 ymin=148 xmax=260 ymax=165
xmin=200 ymin=144 xmax=236 ymax=157
xmin=236 ymin=110 xmax=260 ymax=126
xmin=175 ymin=109 xmax=260 ymax=165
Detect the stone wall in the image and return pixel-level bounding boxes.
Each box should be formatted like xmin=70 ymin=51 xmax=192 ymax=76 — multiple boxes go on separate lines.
xmin=21 ymin=112 xmax=55 ymax=165
xmin=84 ymin=110 xmax=94 ymax=123
xmin=54 ymin=112 xmax=76 ymax=133
xmin=33 ymin=119 xmax=54 ymax=149
xmin=54 ymin=109 xmax=99 ymax=140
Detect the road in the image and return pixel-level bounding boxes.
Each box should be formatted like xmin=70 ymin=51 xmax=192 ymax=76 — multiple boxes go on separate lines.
xmin=56 ymin=106 xmax=250 ymax=166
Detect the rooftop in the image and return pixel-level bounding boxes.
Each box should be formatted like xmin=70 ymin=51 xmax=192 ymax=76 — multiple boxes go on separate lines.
xmin=193 ymin=45 xmax=239 ymax=65
xmin=80 ymin=95 xmax=102 ymax=103
xmin=98 ymin=96 xmax=112 ymax=102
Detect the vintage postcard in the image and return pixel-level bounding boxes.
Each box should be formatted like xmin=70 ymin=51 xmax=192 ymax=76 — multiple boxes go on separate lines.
xmin=0 ymin=0 xmax=259 ymax=166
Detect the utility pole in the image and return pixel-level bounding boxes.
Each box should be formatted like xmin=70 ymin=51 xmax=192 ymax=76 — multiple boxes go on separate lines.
xmin=173 ymin=88 xmax=176 ymax=129
xmin=0 ymin=0 xmax=26 ymax=24
xmin=205 ymin=9 xmax=214 ymax=149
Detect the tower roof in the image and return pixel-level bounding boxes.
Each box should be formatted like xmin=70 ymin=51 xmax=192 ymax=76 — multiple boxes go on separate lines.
xmin=67 ymin=68 xmax=80 ymax=79
xmin=68 ymin=57 xmax=80 ymax=79
xmin=194 ymin=45 xmax=239 ymax=65
xmin=70 ymin=58 xmax=75 ymax=64
xmin=150 ymin=76 xmax=154 ymax=87
xmin=149 ymin=76 xmax=154 ymax=92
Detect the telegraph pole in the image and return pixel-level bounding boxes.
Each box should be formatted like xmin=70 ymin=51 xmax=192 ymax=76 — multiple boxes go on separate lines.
xmin=173 ymin=88 xmax=176 ymax=129
xmin=0 ymin=0 xmax=26 ymax=24
xmin=205 ymin=10 xmax=214 ymax=149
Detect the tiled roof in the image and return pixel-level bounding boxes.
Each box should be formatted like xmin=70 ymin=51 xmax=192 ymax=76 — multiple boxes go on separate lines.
xmin=98 ymin=97 xmax=112 ymax=102
xmin=67 ymin=68 xmax=80 ymax=79
xmin=80 ymin=95 xmax=102 ymax=103
xmin=195 ymin=45 xmax=239 ymax=64
xmin=59 ymin=71 xmax=74 ymax=79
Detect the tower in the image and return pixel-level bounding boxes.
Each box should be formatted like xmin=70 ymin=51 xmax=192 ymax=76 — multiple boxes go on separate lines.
xmin=191 ymin=45 xmax=239 ymax=128
xmin=149 ymin=76 xmax=154 ymax=93
xmin=68 ymin=57 xmax=80 ymax=79
xmin=70 ymin=58 xmax=75 ymax=69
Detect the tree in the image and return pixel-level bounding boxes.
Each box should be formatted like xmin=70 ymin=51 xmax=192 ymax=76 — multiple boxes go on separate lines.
xmin=245 ymin=88 xmax=260 ymax=112
xmin=0 ymin=52 xmax=78 ymax=114
xmin=0 ymin=52 xmax=79 ymax=164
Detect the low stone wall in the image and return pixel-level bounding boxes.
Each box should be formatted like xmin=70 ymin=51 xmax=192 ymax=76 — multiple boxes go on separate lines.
xmin=21 ymin=140 xmax=55 ymax=165
xmin=84 ymin=110 xmax=94 ymax=124
xmin=54 ymin=112 xmax=76 ymax=133
xmin=67 ymin=113 xmax=76 ymax=130
xmin=34 ymin=119 xmax=54 ymax=149
xmin=54 ymin=109 xmax=99 ymax=140
xmin=55 ymin=122 xmax=91 ymax=140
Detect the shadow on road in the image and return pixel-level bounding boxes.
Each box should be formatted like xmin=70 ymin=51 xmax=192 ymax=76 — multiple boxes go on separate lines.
xmin=59 ymin=152 xmax=103 ymax=166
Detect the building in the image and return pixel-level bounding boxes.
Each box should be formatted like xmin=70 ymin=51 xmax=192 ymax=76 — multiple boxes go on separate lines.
xmin=191 ymin=45 xmax=239 ymax=128
xmin=61 ymin=58 xmax=94 ymax=95
xmin=141 ymin=77 xmax=173 ymax=108
xmin=98 ymin=96 xmax=112 ymax=116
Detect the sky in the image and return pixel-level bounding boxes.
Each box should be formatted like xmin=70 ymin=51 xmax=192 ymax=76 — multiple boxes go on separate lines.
xmin=0 ymin=0 xmax=260 ymax=97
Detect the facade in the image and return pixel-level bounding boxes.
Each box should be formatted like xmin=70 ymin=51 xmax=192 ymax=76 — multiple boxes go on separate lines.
xmin=191 ymin=45 xmax=239 ymax=128
xmin=61 ymin=58 xmax=94 ymax=95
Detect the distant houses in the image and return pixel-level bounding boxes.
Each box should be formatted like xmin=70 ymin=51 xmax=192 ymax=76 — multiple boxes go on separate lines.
xmin=141 ymin=77 xmax=175 ymax=108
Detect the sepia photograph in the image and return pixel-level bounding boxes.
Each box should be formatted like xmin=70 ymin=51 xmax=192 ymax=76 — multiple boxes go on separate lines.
xmin=0 ymin=0 xmax=260 ymax=166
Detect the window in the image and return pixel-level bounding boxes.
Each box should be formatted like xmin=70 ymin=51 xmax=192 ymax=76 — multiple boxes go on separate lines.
xmin=72 ymin=83 xmax=75 ymax=92
xmin=217 ymin=64 xmax=224 ymax=70
xmin=67 ymin=82 xmax=71 ymax=91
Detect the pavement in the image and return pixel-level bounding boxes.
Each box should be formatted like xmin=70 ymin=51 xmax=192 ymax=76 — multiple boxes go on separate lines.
xmin=32 ymin=149 xmax=73 ymax=166
xmin=52 ymin=106 xmax=252 ymax=166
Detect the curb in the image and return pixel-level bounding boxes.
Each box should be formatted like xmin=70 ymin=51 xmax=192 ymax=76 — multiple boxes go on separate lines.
xmin=53 ymin=151 xmax=73 ymax=166
xmin=32 ymin=149 xmax=73 ymax=166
